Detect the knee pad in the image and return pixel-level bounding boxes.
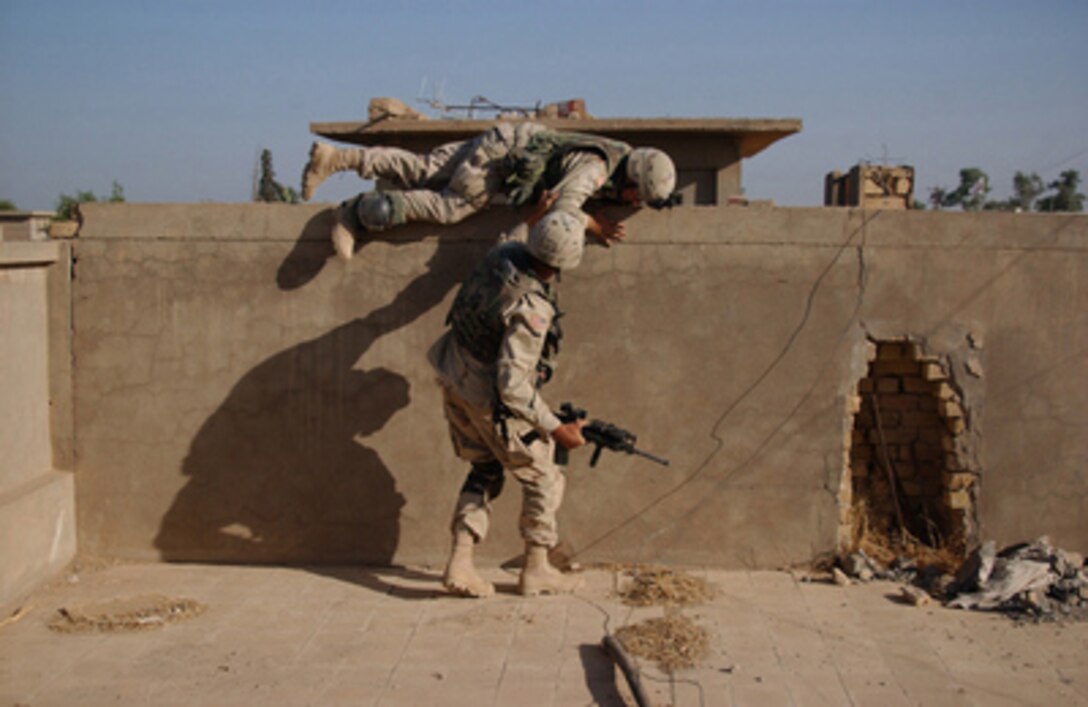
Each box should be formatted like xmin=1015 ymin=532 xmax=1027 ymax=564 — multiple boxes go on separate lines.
xmin=461 ymin=460 xmax=505 ymax=501
xmin=354 ymin=190 xmax=406 ymax=231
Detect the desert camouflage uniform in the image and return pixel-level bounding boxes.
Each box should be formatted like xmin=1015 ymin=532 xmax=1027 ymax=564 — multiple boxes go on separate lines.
xmin=427 ymin=241 xmax=564 ymax=546
xmin=355 ymin=122 xmax=626 ymax=231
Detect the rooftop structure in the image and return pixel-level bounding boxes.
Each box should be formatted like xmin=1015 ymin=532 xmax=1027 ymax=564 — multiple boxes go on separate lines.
xmin=311 ymin=116 xmax=802 ymax=206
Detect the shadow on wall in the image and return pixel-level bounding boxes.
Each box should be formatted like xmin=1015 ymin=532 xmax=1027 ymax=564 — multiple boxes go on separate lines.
xmin=154 ymin=321 xmax=410 ymax=563
xmin=155 ymin=210 xmax=496 ymax=564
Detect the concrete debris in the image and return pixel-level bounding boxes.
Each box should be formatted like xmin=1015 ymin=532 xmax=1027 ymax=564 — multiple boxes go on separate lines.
xmin=946 ymin=537 xmax=1088 ymax=621
xmin=843 ymin=552 xmax=877 ymax=582
xmin=952 ymin=539 xmax=997 ymax=590
xmin=837 ymin=536 xmax=1088 ymax=621
xmin=838 ymin=549 xmax=926 ymax=585
xmin=899 ymin=585 xmax=932 ymax=607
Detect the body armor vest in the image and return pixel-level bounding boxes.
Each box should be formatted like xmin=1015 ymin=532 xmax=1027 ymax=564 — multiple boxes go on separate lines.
xmin=503 ymin=131 xmax=632 ymax=207
xmin=446 ymin=241 xmax=561 ymax=385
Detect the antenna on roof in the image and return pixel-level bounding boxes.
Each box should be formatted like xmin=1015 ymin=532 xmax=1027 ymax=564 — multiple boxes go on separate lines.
xmin=860 ymin=144 xmax=906 ymax=167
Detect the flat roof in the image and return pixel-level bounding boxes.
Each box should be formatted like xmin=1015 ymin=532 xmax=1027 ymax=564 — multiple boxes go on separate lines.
xmin=311 ymin=117 xmax=802 ymax=160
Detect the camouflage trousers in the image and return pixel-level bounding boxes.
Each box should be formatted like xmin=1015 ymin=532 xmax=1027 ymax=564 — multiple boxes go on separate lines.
xmin=359 ymin=122 xmax=545 ymax=225
xmin=438 ymin=383 xmax=564 ymax=547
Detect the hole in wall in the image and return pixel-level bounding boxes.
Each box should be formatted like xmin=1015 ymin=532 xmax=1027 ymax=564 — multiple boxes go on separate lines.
xmin=842 ymin=340 xmax=977 ymax=571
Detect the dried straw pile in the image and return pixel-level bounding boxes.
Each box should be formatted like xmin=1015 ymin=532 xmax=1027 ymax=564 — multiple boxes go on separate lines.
xmin=615 ymin=613 xmax=710 ymax=672
xmin=617 ymin=565 xmax=715 ymax=607
xmin=49 ymin=594 xmax=205 ymax=633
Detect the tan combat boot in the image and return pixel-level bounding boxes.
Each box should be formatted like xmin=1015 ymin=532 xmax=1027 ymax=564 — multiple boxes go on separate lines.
xmin=301 ymin=142 xmax=366 ymax=201
xmin=519 ymin=542 xmax=584 ymax=596
xmin=443 ymin=529 xmax=495 ymax=598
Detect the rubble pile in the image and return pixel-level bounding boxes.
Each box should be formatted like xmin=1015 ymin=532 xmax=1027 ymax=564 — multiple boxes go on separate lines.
xmin=946 ymin=538 xmax=1088 ymax=621
xmin=836 ymin=536 xmax=1088 ymax=622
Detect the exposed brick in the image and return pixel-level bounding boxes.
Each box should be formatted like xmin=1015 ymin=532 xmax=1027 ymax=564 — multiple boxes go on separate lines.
xmin=944 ymin=472 xmax=975 ymax=491
xmin=933 ymin=381 xmax=958 ymax=401
xmin=940 ymin=399 xmax=964 ymax=418
xmin=921 ymin=362 xmax=947 ymax=381
xmin=876 ymin=378 xmax=901 ymax=394
xmin=922 ymin=478 xmax=945 ymax=495
xmin=914 ymin=443 xmax=943 ymax=462
xmin=915 ymin=396 xmax=939 ymax=413
xmin=869 ymin=427 xmax=917 ymax=444
xmin=877 ymin=342 xmax=909 ymax=360
xmin=894 ymin=461 xmax=917 ymax=478
xmin=872 ymin=360 xmax=921 ymax=376
xmin=943 ymin=489 xmax=972 ymax=510
xmin=857 ymin=378 xmax=874 ymax=393
xmin=901 ymin=411 xmax=942 ymax=428
xmin=852 ymin=461 xmax=870 ymax=479
xmin=900 ymin=480 xmax=922 ymax=497
xmin=918 ymin=428 xmax=945 ymax=445
xmin=878 ymin=410 xmax=902 ymax=428
xmin=879 ymin=395 xmax=918 ymax=411
xmin=903 ymin=377 xmax=932 ymax=393
xmin=851 ymin=445 xmax=873 ymax=461
xmin=944 ymin=453 xmax=964 ymax=471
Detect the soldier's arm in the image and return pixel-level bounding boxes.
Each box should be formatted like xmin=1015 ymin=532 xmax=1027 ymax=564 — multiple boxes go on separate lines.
xmin=549 ymin=153 xmax=625 ymax=246
xmin=495 ymin=294 xmax=562 ymax=435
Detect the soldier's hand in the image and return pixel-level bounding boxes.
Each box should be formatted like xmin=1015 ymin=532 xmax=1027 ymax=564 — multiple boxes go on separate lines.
xmin=527 ymin=190 xmax=559 ymax=226
xmin=551 ymin=420 xmax=586 ymax=450
xmin=591 ymin=214 xmax=626 ymax=247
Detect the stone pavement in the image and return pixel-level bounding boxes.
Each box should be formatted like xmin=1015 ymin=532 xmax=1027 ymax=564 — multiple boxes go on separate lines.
xmin=1 ymin=562 xmax=1086 ymax=706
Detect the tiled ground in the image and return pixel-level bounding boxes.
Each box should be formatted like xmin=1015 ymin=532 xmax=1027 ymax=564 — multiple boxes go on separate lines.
xmin=1 ymin=562 xmax=1086 ymax=706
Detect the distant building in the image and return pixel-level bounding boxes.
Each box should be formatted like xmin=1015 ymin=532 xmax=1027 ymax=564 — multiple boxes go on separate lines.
xmin=0 ymin=211 xmax=53 ymax=242
xmin=825 ymin=164 xmax=915 ymax=209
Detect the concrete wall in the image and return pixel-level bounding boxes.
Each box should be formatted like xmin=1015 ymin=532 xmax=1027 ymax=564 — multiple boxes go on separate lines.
xmin=70 ymin=203 xmax=1088 ymax=568
xmin=0 ymin=242 xmax=77 ymax=608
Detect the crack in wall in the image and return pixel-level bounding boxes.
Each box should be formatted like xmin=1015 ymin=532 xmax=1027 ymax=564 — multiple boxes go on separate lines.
xmin=574 ymin=211 xmax=882 ymax=564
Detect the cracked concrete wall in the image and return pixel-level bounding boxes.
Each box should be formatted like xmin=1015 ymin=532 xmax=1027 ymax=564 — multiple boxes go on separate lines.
xmin=68 ymin=203 xmax=1088 ymax=568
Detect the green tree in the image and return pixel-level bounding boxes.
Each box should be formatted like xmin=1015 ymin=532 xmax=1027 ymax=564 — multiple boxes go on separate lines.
xmin=1036 ymin=170 xmax=1084 ymax=212
xmin=255 ymin=149 xmax=299 ymax=204
xmin=54 ymin=181 xmax=125 ymax=220
xmin=983 ymin=171 xmax=1044 ymax=212
xmin=933 ymin=168 xmax=991 ymax=211
xmin=1012 ymin=171 xmax=1045 ymax=211
xmin=0 ymin=199 xmax=16 ymax=211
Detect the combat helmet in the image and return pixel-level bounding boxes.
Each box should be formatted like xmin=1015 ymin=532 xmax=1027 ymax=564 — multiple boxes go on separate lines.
xmin=528 ymin=211 xmax=584 ymax=271
xmin=626 ymin=148 xmax=677 ymax=205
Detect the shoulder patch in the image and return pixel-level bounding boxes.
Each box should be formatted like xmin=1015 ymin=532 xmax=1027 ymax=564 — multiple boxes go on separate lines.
xmin=526 ymin=312 xmax=549 ymax=334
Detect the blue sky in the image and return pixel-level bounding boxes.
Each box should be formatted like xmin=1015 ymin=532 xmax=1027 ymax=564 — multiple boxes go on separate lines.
xmin=1 ymin=0 xmax=1085 ymax=211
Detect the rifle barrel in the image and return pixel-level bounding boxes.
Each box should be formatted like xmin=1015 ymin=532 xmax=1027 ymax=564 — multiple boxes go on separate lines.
xmin=634 ymin=448 xmax=670 ymax=466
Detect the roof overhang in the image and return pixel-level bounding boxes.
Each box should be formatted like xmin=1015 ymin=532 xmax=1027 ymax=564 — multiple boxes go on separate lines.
xmin=310 ymin=117 xmax=802 ymax=160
